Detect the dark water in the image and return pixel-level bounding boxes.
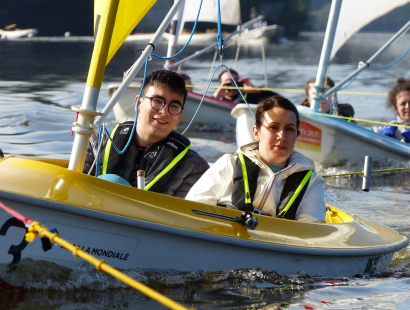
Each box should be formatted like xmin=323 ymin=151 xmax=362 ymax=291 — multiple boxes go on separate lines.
xmin=1 ymin=32 xmax=410 ymax=309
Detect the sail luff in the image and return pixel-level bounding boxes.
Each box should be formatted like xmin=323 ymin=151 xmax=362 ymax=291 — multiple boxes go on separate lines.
xmin=331 ymin=0 xmax=410 ymax=59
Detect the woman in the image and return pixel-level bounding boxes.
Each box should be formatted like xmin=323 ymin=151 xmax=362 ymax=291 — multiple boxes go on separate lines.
xmin=379 ymin=77 xmax=410 ymax=142
xmin=300 ymin=77 xmax=354 ymax=118
xmin=186 ymin=96 xmax=326 ymax=222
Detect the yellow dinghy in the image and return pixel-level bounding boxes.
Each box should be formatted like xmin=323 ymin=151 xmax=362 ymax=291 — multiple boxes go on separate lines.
xmin=0 ymin=0 xmax=407 ymax=279
xmin=0 ymin=156 xmax=407 ymax=277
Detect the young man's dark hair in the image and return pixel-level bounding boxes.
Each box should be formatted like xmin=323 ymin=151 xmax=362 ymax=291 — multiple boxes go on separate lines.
xmin=141 ymin=69 xmax=188 ymax=105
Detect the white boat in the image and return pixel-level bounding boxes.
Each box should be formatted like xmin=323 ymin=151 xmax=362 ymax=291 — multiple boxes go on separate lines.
xmin=233 ymin=23 xmax=285 ymax=43
xmin=232 ymin=0 xmax=410 ymax=167
xmin=0 ymin=0 xmax=408 ymax=279
xmin=0 ymin=24 xmax=38 ymax=39
xmin=107 ymin=83 xmax=237 ymax=127
xmin=159 ymin=0 xmax=284 ymax=45
xmin=0 ymin=157 xmax=407 ymax=277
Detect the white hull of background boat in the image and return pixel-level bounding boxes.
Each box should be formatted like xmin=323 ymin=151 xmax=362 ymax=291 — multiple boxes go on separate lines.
xmin=0 ymin=158 xmax=407 ymax=277
xmin=1 ymin=28 xmax=38 ymax=39
xmin=107 ymin=83 xmax=237 ymax=127
xmin=232 ymin=24 xmax=285 ymax=42
xmin=232 ymin=104 xmax=410 ymax=167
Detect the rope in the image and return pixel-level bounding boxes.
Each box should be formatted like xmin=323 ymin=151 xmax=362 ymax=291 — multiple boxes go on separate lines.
xmin=233 ymin=31 xmax=241 ymax=69
xmin=298 ymin=110 xmax=410 ymax=129
xmin=336 ymin=74 xmax=358 ymax=92
xmin=23 ymin=221 xmax=191 ymax=310
xmin=89 ymin=123 xmax=105 ymax=176
xmin=368 ymin=45 xmax=410 ymax=70
xmin=206 ymin=49 xmax=218 ymax=84
xmin=151 ymin=0 xmax=204 ymax=61
xmin=181 ymin=63 xmax=254 ymax=134
xmin=187 ymin=84 xmax=388 ymax=96
xmin=260 ymin=39 xmax=268 ymax=88
xmin=216 ymin=0 xmax=224 ymax=57
xmin=104 ymin=59 xmax=149 ymax=156
xmin=322 ymin=166 xmax=410 ymax=178
xmin=0 ymin=201 xmax=32 ymax=226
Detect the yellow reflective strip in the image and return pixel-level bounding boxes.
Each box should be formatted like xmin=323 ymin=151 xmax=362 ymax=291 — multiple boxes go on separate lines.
xmin=145 ymin=144 xmax=191 ymax=191
xmin=102 ymin=124 xmax=119 ymax=175
xmin=238 ymin=153 xmax=251 ymax=204
xmin=278 ymin=169 xmax=313 ymax=218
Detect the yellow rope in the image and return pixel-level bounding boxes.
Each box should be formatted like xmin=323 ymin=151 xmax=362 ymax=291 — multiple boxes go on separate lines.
xmin=185 ymin=85 xmax=388 ymax=96
xmin=25 ymin=222 xmax=192 ymax=310
xmin=322 ymin=167 xmax=410 ymax=178
xmin=299 ymin=110 xmax=410 ymax=129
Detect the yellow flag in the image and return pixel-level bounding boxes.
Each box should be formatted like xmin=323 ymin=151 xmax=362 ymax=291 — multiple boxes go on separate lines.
xmin=88 ymin=0 xmax=157 ymax=88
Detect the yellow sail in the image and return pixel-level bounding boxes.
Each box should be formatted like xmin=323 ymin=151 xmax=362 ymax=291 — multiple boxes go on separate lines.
xmin=88 ymin=0 xmax=157 ymax=88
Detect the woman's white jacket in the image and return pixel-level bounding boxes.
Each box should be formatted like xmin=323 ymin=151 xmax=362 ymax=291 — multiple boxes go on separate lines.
xmin=186 ymin=142 xmax=326 ymax=222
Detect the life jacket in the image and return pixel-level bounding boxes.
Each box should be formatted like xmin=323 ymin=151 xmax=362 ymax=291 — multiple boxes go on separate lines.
xmin=379 ymin=124 xmax=397 ymax=137
xmin=101 ymin=121 xmax=191 ymax=193
xmin=231 ymin=153 xmax=313 ymax=220
xmin=379 ymin=122 xmax=410 ymax=142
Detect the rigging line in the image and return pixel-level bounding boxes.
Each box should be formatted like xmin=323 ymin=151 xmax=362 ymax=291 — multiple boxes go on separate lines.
xmin=260 ymin=39 xmax=268 ymax=88
xmin=335 ymin=74 xmax=358 ymax=92
xmin=233 ymin=31 xmax=241 ymax=69
xmin=151 ymin=0 xmax=204 ymax=60
xmin=216 ymin=0 xmax=224 ymax=57
xmin=322 ymin=166 xmax=410 ymax=178
xmin=181 ymin=64 xmax=222 ymax=135
xmin=182 ymin=63 xmax=253 ymax=135
xmin=190 ymin=84 xmax=387 ymax=96
xmin=298 ymin=110 xmax=410 ymax=129
xmin=324 ymin=191 xmax=399 ymax=235
xmin=368 ymin=45 xmax=410 ymax=70
xmin=207 ymin=49 xmax=218 ymax=84
xmin=90 ymin=123 xmax=105 ymax=177
xmin=104 ymin=59 xmax=149 ymax=155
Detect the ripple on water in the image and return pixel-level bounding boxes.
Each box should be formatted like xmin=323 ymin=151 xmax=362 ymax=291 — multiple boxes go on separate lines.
xmin=1 ymin=259 xmax=410 ymax=309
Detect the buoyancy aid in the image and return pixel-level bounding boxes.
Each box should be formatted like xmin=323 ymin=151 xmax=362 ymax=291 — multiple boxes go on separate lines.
xmin=231 ymin=153 xmax=312 ymax=220
xmin=379 ymin=124 xmax=397 ymax=137
xmin=379 ymin=122 xmax=410 ymax=142
xmin=101 ymin=121 xmax=191 ymax=192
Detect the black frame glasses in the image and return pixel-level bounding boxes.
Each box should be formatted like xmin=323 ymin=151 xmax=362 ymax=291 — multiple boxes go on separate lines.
xmin=142 ymin=96 xmax=184 ymax=116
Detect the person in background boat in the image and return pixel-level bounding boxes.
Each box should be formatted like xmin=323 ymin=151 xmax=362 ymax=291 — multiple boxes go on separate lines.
xmin=186 ymin=96 xmax=326 ymax=222
xmin=379 ymin=77 xmax=410 ymax=142
xmin=83 ymin=69 xmax=210 ymax=198
xmin=180 ymin=73 xmax=193 ymax=93
xmin=300 ymin=77 xmax=355 ymax=119
xmin=213 ymin=69 xmax=279 ymax=104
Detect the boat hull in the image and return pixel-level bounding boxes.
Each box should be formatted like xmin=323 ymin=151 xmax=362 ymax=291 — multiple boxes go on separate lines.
xmin=0 ymin=157 xmax=407 ymax=277
xmin=1 ymin=28 xmax=38 ymax=39
xmin=233 ymin=24 xmax=285 ymax=42
xmin=108 ymin=83 xmax=237 ymax=127
xmin=232 ymin=104 xmax=410 ymax=167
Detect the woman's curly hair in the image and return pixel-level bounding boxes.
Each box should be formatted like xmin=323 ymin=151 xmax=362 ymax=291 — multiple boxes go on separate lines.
xmin=387 ymin=77 xmax=410 ymax=111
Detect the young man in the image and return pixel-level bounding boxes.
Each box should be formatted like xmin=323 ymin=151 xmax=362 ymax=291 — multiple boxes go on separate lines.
xmin=213 ymin=69 xmax=279 ymax=104
xmin=83 ymin=69 xmax=209 ymax=198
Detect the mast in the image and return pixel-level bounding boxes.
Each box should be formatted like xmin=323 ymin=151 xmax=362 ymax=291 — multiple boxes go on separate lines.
xmin=310 ymin=0 xmax=342 ymax=112
xmin=68 ymin=0 xmax=185 ymax=172
xmin=165 ymin=0 xmax=185 ymax=67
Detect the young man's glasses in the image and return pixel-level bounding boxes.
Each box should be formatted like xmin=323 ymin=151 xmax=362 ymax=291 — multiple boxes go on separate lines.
xmin=142 ymin=96 xmax=184 ymax=116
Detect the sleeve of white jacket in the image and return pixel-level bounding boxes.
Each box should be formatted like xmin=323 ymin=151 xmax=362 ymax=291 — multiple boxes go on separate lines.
xmin=185 ymin=154 xmax=236 ymax=205
xmin=295 ymin=172 xmax=326 ymax=223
